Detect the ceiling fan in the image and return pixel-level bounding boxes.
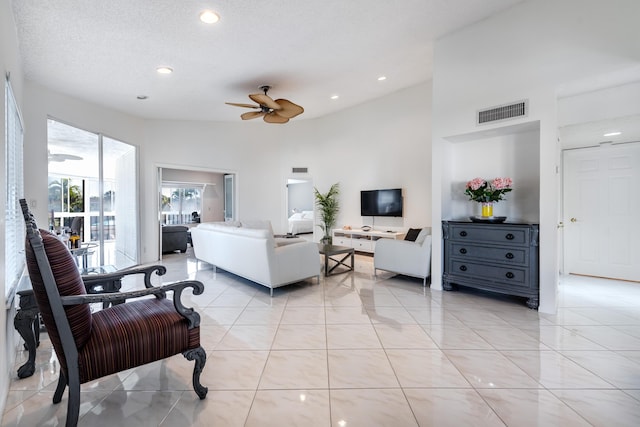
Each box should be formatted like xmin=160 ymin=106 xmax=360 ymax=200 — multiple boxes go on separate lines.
xmin=48 ymin=149 xmax=83 ymax=162
xmin=226 ymin=85 xmax=304 ymax=124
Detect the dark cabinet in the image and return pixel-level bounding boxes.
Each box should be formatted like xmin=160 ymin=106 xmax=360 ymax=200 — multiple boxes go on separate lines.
xmin=442 ymin=221 xmax=539 ymax=309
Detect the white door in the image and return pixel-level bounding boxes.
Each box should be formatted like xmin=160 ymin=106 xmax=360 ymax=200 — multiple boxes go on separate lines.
xmin=563 ymin=143 xmax=640 ymax=281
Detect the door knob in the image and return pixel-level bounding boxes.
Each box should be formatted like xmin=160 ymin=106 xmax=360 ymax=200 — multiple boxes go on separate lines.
xmin=570 ymin=217 xmax=577 ymax=223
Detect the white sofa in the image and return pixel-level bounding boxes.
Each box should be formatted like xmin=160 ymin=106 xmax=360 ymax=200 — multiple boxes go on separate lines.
xmin=374 ymin=227 xmax=432 ymax=286
xmin=190 ymin=221 xmax=320 ymax=296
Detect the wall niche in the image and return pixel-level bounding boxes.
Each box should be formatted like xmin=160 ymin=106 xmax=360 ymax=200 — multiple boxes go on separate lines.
xmin=442 ymin=121 xmax=540 ymax=223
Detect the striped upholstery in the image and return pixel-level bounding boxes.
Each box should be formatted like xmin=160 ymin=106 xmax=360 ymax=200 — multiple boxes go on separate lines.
xmin=25 ymin=228 xmax=202 ymax=387
xmin=79 ymin=298 xmax=200 ymax=382
xmin=25 ymin=229 xmax=93 ymax=372
xmin=20 ymin=197 xmax=207 ymax=425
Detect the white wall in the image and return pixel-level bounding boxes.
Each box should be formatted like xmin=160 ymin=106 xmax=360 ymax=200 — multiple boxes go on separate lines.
xmin=278 ymin=83 xmax=432 ymax=239
xmin=558 ymin=81 xmax=640 ymax=127
xmin=22 ymin=81 xmax=146 ymax=227
xmin=140 ymin=119 xmax=287 ymax=256
xmin=431 ymin=0 xmax=640 ymax=313
xmin=1 ymin=0 xmax=25 ymax=414
xmin=448 ymin=129 xmax=540 ymax=222
xmin=21 ymin=81 xmax=432 ymax=263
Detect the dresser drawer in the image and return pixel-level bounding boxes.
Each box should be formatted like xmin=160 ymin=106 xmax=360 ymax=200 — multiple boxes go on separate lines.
xmin=447 ymin=224 xmax=530 ymax=246
xmin=449 ymin=242 xmax=527 ymax=265
xmin=351 ymin=238 xmax=373 ymax=252
xmin=333 ymin=236 xmax=351 ymax=247
xmin=449 ymin=260 xmax=529 ymax=288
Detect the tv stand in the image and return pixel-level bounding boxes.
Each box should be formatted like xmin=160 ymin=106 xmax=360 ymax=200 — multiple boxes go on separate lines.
xmin=332 ymin=229 xmax=405 ymax=253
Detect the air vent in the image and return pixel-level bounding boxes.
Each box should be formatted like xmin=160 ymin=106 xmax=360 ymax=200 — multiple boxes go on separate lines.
xmin=477 ymin=100 xmax=528 ymax=125
xmin=292 ymin=167 xmax=308 ymax=173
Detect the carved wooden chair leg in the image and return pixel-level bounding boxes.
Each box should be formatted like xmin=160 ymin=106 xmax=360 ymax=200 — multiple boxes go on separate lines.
xmin=66 ymin=369 xmax=81 ymax=427
xmin=184 ymin=347 xmax=208 ymax=399
xmin=53 ymin=373 xmax=66 ymax=403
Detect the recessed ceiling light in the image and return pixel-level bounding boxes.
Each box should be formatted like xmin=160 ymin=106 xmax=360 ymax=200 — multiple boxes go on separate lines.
xmin=156 ymin=67 xmax=173 ymax=74
xmin=330 ymin=95 xmax=339 ymax=100
xmin=137 ymin=95 xmax=148 ymax=100
xmin=377 ymin=76 xmax=387 ymax=81
xmin=603 ymin=131 xmax=621 ymax=137
xmin=199 ymin=10 xmax=220 ymax=24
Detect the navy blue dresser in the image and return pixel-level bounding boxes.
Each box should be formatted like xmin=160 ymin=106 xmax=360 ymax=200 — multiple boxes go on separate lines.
xmin=442 ymin=221 xmax=539 ymax=309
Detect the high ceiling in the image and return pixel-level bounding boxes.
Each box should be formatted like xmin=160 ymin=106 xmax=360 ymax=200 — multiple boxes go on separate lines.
xmin=12 ymin=0 xmax=524 ymax=122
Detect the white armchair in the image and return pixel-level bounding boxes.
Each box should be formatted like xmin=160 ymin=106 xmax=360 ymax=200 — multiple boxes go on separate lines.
xmin=374 ymin=228 xmax=432 ymax=286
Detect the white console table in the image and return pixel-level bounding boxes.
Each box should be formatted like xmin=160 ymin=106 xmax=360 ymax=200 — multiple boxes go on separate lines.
xmin=332 ymin=229 xmax=405 ymax=253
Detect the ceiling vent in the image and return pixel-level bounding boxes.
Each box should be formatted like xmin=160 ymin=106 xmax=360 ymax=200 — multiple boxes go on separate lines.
xmin=477 ymin=100 xmax=528 ymax=125
xmin=292 ymin=167 xmax=308 ymax=173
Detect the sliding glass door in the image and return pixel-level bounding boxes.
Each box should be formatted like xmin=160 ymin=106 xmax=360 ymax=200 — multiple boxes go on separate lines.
xmin=48 ymin=119 xmax=138 ymax=270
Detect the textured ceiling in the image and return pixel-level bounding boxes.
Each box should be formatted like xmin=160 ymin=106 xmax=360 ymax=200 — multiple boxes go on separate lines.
xmin=12 ymin=0 xmax=524 ymax=122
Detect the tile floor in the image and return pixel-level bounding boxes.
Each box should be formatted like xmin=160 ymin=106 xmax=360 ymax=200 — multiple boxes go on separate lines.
xmin=2 ymin=249 xmax=640 ymax=426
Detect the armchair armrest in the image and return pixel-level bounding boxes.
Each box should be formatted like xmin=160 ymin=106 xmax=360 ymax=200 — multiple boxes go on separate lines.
xmin=61 ymin=280 xmax=205 ymax=328
xmin=374 ymin=236 xmax=432 ymax=283
xmin=82 ymin=264 xmax=167 ymax=290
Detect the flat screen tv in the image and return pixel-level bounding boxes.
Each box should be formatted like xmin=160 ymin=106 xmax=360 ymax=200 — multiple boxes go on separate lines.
xmin=360 ymin=188 xmax=403 ymax=217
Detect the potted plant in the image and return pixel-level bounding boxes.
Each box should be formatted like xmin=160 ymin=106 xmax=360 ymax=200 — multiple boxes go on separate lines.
xmin=314 ymin=183 xmax=340 ymax=244
xmin=465 ymin=177 xmax=513 ymax=218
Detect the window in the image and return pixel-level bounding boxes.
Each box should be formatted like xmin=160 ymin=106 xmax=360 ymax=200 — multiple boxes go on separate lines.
xmin=5 ymin=78 xmax=25 ymax=301
xmin=161 ymin=184 xmax=202 ymax=225
xmin=47 ymin=119 xmax=138 ymax=268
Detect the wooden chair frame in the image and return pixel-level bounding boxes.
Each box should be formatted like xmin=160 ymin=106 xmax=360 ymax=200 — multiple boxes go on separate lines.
xmin=20 ymin=199 xmax=207 ymax=426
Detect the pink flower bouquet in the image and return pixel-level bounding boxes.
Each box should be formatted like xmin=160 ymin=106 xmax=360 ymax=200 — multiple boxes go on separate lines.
xmin=465 ymin=177 xmax=513 ymax=203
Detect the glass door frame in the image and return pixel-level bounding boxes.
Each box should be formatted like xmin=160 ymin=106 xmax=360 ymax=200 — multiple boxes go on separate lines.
xmin=47 ymin=118 xmax=139 ymax=269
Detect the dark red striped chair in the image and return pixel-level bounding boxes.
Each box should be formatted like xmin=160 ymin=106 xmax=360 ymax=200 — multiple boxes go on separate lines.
xmin=20 ymin=200 xmax=207 ymax=427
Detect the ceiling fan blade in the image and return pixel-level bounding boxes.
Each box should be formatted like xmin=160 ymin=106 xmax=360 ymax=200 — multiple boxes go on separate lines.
xmin=241 ymin=111 xmax=265 ymax=120
xmin=249 ymin=93 xmax=281 ymax=110
xmin=273 ymin=99 xmax=304 ymax=118
xmin=263 ymin=113 xmax=289 ymax=124
xmin=226 ymin=102 xmax=259 ymax=109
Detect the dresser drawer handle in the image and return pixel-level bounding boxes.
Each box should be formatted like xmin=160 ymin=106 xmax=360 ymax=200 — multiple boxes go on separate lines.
xmin=459 ymin=248 xmax=467 ymax=254
xmin=459 ymin=231 xmax=468 ymax=237
xmin=505 ymin=252 xmax=514 ymax=259
xmin=505 ymin=272 xmax=515 ymax=279
xmin=459 ymin=265 xmax=467 ymax=272
xmin=505 ymin=233 xmax=515 ymax=240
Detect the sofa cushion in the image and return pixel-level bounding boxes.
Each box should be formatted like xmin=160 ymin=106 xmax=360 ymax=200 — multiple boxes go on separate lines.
xmin=275 ymin=237 xmax=305 ymax=246
xmin=241 ymin=220 xmax=274 ymax=233
xmin=198 ymin=221 xmax=240 ymax=230
xmin=240 ymin=220 xmax=277 ymax=247
xmin=404 ymin=228 xmax=421 ymax=242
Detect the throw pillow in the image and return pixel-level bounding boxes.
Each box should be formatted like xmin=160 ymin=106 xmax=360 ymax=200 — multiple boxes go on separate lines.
xmin=404 ymin=228 xmax=421 ymax=242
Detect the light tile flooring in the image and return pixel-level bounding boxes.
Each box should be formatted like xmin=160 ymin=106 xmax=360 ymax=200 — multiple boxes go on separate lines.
xmin=3 ymin=249 xmax=640 ymax=426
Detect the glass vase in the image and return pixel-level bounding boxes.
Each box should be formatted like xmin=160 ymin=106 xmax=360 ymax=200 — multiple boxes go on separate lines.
xmin=481 ymin=202 xmax=494 ymax=218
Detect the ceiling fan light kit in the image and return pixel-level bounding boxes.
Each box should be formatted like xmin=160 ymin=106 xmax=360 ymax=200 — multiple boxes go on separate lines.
xmin=226 ymin=85 xmax=304 ymax=124
xmin=47 ymin=149 xmax=83 ymax=162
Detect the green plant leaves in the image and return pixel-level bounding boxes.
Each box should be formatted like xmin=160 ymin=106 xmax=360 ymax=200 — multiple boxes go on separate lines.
xmin=314 ymin=183 xmax=340 ymax=238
